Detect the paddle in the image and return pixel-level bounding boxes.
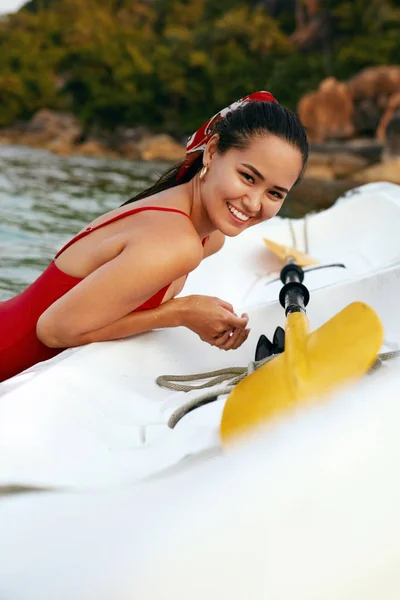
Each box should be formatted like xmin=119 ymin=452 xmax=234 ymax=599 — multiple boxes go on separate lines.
xmin=220 ymin=259 xmax=384 ymax=445
xmin=264 ymin=237 xmax=318 ymax=267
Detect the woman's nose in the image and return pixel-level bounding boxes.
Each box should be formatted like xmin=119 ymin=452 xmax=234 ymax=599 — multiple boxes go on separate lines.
xmin=242 ymin=193 xmax=262 ymax=214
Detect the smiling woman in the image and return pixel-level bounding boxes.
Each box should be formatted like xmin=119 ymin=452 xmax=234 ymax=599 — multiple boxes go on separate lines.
xmin=199 ymin=135 xmax=303 ymax=232
xmin=0 ymin=91 xmax=308 ymax=382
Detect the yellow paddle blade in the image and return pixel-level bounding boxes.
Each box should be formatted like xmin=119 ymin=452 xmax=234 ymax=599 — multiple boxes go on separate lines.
xmin=264 ymin=238 xmax=318 ymax=267
xmin=220 ymin=302 xmax=383 ymax=445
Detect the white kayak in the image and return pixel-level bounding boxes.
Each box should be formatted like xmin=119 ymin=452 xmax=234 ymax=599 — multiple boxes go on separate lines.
xmin=1 ymin=336 xmax=400 ymax=600
xmin=0 ymin=184 xmax=400 ymax=488
xmin=1 ymin=181 xmax=400 ymax=489
xmin=1 ymin=181 xmax=400 ymax=599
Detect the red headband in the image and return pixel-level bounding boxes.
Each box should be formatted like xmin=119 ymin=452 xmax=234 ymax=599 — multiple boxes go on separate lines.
xmin=176 ymin=91 xmax=278 ymax=181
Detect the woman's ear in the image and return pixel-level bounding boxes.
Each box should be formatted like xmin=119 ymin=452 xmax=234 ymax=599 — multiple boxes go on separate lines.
xmin=203 ymin=134 xmax=219 ymax=166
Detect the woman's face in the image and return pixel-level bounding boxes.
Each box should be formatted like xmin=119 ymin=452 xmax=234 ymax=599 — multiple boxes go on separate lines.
xmin=201 ymin=134 xmax=304 ymax=236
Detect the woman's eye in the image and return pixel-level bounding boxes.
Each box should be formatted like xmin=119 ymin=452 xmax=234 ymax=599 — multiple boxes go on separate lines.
xmin=269 ymin=191 xmax=284 ymax=200
xmin=241 ymin=172 xmax=255 ymax=184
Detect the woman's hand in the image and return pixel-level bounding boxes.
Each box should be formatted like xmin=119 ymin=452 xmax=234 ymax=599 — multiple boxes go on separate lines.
xmin=177 ymin=295 xmax=250 ymax=350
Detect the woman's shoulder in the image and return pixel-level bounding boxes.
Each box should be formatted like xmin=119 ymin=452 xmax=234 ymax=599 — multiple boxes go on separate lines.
xmin=79 ymin=183 xmax=187 ymax=229
xmin=121 ymin=199 xmax=202 ymax=269
xmin=133 ymin=214 xmax=203 ymax=263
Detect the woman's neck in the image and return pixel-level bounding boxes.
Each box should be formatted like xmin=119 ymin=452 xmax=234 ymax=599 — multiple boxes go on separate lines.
xmin=186 ymin=175 xmax=216 ymax=240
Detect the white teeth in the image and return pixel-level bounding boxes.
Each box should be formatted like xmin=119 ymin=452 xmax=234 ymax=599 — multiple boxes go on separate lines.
xmin=227 ymin=203 xmax=249 ymax=222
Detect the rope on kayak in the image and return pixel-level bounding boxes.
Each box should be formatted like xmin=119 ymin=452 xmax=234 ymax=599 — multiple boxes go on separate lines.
xmin=157 ymin=356 xmax=275 ymax=428
xmin=158 ymin=349 xmax=400 ymax=429
xmin=166 ymin=386 xmax=233 ymax=429
xmin=156 ymin=367 xmax=248 ymax=393
xmin=156 ymin=356 xmax=274 ymax=393
xmin=369 ymin=349 xmax=400 ymax=372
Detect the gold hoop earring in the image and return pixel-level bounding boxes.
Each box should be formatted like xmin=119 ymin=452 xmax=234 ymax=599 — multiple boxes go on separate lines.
xmin=199 ymin=165 xmax=208 ymax=180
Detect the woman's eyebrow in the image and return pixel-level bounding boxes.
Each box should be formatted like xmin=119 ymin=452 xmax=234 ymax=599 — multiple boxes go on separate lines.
xmin=242 ymin=163 xmax=265 ymax=181
xmin=273 ymin=185 xmax=289 ymax=193
xmin=241 ymin=164 xmax=289 ymax=193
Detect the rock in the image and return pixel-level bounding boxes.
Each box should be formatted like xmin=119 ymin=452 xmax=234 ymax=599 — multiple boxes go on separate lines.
xmin=310 ymin=138 xmax=384 ymax=162
xmin=137 ymin=134 xmax=186 ymax=161
xmin=304 ymin=163 xmax=335 ymax=179
xmin=280 ymin=177 xmax=358 ymax=219
xmin=298 ymin=77 xmax=354 ymax=143
xmin=298 ymin=66 xmax=400 ymax=142
xmin=352 ymin=97 xmax=383 ymax=135
xmin=115 ymin=127 xmax=150 ymax=159
xmin=347 ymin=66 xmax=400 ymax=100
xmin=83 ymin=125 xmax=151 ymax=152
xmin=304 ymin=154 xmax=335 ymax=179
xmin=330 ymin=153 xmax=370 ymax=178
xmin=25 ymin=109 xmax=83 ymax=145
xmin=347 ymin=66 xmax=400 ymax=135
xmin=0 ymin=133 xmax=13 ymax=144
xmin=119 ymin=142 xmax=141 ymax=160
xmin=0 ymin=122 xmax=26 ymax=144
xmin=46 ymin=139 xmax=75 ymax=155
xmin=304 ymin=151 xmax=369 ymax=179
xmin=83 ymin=124 xmax=116 ymax=149
xmin=336 ymin=138 xmax=384 ymax=162
xmin=0 ymin=112 xmax=186 ymax=161
xmin=377 ymin=91 xmax=400 ymax=140
xmin=73 ymin=140 xmax=119 ymax=159
xmin=114 ymin=125 xmax=150 ymax=145
xmin=0 ymin=109 xmax=83 ymax=152
xmin=353 ymin=159 xmax=400 ymax=185
xmin=383 ymin=112 xmax=400 ymax=161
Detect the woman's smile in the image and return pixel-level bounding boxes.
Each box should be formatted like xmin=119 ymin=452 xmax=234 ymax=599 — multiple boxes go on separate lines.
xmin=226 ymin=202 xmax=251 ymax=224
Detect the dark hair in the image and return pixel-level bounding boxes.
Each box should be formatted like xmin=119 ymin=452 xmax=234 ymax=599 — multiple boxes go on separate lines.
xmin=121 ymin=101 xmax=308 ymax=205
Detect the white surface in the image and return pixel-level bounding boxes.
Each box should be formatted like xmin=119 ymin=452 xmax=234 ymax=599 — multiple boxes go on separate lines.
xmin=1 ymin=182 xmax=400 ymax=488
xmin=1 ymin=182 xmax=400 ymax=598
xmin=1 ymin=366 xmax=400 ymax=599
xmin=0 ymin=262 xmax=400 ymax=488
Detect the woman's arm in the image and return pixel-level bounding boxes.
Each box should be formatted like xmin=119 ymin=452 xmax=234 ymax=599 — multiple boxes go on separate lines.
xmin=37 ymin=226 xmax=203 ymax=348
xmin=50 ymin=294 xmax=249 ymax=350
xmin=47 ymin=296 xmax=187 ymax=347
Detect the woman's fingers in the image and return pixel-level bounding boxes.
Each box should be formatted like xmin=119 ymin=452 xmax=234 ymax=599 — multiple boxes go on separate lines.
xmin=217 ymin=299 xmax=234 ymax=313
xmin=212 ymin=330 xmax=233 ymax=348
xmin=230 ymin=315 xmax=249 ymax=349
xmin=231 ymin=327 xmax=250 ymax=350
xmin=219 ymin=328 xmax=241 ymax=350
xmin=215 ymin=327 xmax=250 ymax=350
xmin=223 ymin=311 xmax=248 ymax=330
xmin=230 ymin=327 xmax=250 ymax=350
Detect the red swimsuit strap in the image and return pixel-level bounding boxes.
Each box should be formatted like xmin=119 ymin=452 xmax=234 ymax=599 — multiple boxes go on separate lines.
xmin=54 ymin=206 xmax=191 ymax=259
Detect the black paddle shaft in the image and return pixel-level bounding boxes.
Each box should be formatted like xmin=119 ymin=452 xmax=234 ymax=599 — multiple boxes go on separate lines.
xmin=278 ymin=260 xmax=310 ymax=316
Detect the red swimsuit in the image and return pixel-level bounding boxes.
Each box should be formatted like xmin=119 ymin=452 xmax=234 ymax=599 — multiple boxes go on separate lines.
xmin=0 ymin=206 xmax=199 ymax=382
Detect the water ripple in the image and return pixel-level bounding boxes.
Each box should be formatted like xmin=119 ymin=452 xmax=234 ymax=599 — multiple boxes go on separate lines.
xmin=0 ymin=145 xmax=165 ymax=300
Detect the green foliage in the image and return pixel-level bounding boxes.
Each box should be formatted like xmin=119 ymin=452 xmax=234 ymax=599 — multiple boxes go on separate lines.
xmin=266 ymin=53 xmax=328 ymax=111
xmin=328 ymin=0 xmax=400 ymax=78
xmin=0 ymin=0 xmax=399 ymax=132
xmin=0 ymin=10 xmax=64 ymax=124
xmin=334 ymin=32 xmax=400 ymax=78
xmin=330 ymin=0 xmax=400 ymax=35
xmin=149 ymin=3 xmax=292 ymax=132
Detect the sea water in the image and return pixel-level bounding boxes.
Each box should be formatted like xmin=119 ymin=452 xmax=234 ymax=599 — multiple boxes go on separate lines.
xmin=0 ymin=144 xmax=166 ymax=300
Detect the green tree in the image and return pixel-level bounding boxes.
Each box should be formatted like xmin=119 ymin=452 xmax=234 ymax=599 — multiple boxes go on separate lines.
xmin=0 ymin=0 xmax=398 ymax=133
